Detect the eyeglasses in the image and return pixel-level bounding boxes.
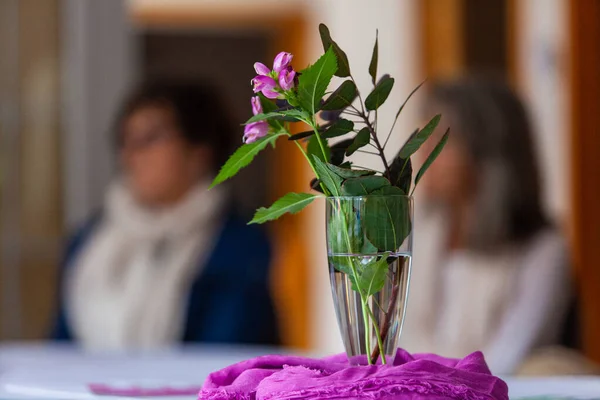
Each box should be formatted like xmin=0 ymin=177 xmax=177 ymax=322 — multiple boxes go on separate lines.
xmin=120 ymin=127 xmax=178 ymax=152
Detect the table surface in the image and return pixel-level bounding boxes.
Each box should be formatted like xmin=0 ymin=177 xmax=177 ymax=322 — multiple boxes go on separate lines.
xmin=1 ymin=344 xmax=600 ymax=399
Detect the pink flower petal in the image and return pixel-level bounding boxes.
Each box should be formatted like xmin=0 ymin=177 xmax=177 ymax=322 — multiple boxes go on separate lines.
xmin=273 ymin=52 xmax=293 ymax=72
xmin=278 ymin=69 xmax=296 ymax=91
xmin=243 ymin=121 xmax=269 ymax=143
xmin=261 ymin=88 xmax=280 ymax=99
xmin=252 ymin=75 xmax=277 ymax=93
xmin=251 ymin=96 xmax=263 ymax=116
xmin=254 ymin=62 xmax=271 ymax=76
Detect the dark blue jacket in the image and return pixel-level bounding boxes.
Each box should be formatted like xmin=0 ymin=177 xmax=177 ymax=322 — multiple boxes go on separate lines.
xmin=51 ymin=211 xmax=280 ymax=345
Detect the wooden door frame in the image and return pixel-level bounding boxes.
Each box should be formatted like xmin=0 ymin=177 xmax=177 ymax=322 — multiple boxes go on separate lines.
xmin=420 ymin=0 xmax=466 ymax=79
xmin=569 ymin=0 xmax=600 ymax=363
xmin=131 ymin=5 xmax=311 ymax=349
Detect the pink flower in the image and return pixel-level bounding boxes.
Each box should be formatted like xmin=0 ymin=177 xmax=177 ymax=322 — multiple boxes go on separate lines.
xmin=252 ymin=76 xmax=279 ymax=99
xmin=243 ymin=121 xmax=269 ymax=144
xmin=273 ymin=52 xmax=293 ymax=72
xmin=254 ymin=62 xmax=271 ymax=76
xmin=252 ymin=75 xmax=276 ymax=92
xmin=251 ymin=96 xmax=262 ymax=115
xmin=278 ymin=68 xmax=296 ymax=91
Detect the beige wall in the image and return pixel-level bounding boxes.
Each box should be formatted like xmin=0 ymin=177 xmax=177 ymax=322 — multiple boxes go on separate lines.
xmin=515 ymin=0 xmax=570 ymax=224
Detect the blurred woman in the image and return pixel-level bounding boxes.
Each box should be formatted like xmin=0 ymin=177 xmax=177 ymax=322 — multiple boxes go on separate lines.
xmin=52 ymin=82 xmax=279 ymax=349
xmin=402 ymin=77 xmax=570 ymax=374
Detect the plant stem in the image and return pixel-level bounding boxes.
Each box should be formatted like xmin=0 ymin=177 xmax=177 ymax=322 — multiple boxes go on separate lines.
xmin=344 ymin=236 xmax=375 ymax=365
xmin=350 ymin=76 xmax=367 ymax=116
xmin=361 ymin=114 xmax=391 ymax=180
xmin=365 ymin=302 xmax=387 ymax=365
xmin=292 ymin=140 xmax=318 ymax=177
xmin=356 ymin=150 xmax=380 ymax=156
xmin=287 ymin=128 xmax=328 ymax=195
xmin=335 ymin=200 xmax=379 ymax=365
xmin=361 ymin=300 xmax=372 ymax=365
xmin=310 ymin=117 xmax=330 ymax=165
xmin=370 ymin=278 xmax=400 ymax=364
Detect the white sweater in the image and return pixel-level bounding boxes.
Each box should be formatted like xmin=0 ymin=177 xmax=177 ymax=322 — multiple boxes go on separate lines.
xmin=402 ymin=211 xmax=571 ymax=375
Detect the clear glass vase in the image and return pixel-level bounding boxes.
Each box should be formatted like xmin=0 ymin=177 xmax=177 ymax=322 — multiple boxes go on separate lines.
xmin=326 ymin=195 xmax=413 ymax=365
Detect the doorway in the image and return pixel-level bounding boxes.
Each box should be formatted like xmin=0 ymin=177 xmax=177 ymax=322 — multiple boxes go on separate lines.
xmin=132 ymin=7 xmax=311 ymax=349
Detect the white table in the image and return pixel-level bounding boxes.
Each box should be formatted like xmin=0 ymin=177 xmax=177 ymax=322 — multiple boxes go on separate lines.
xmin=1 ymin=344 xmax=599 ymax=399
xmin=0 ymin=343 xmax=281 ymax=400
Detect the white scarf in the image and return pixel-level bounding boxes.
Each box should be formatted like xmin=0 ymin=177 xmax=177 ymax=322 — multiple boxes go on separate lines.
xmin=67 ymin=179 xmax=225 ymax=350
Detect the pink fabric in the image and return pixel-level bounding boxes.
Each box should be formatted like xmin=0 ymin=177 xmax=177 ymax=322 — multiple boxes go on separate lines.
xmin=199 ymin=349 xmax=508 ymax=400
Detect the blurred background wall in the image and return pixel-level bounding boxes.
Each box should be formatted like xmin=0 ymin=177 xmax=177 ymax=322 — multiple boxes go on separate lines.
xmin=1 ymin=0 xmax=599 ymax=362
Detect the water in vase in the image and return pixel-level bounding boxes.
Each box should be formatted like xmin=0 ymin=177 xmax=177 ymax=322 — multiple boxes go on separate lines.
xmin=328 ymin=252 xmax=412 ymax=365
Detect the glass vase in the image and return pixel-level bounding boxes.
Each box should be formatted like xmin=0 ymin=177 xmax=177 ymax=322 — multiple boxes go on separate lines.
xmin=326 ymin=195 xmax=413 ymax=365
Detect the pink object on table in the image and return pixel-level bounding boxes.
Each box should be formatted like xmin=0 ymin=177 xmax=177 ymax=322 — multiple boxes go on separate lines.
xmin=199 ymin=349 xmax=508 ymax=400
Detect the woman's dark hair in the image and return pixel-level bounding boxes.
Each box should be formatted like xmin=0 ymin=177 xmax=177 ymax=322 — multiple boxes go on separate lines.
xmin=115 ymin=80 xmax=235 ymax=174
xmin=426 ymin=76 xmax=549 ymax=251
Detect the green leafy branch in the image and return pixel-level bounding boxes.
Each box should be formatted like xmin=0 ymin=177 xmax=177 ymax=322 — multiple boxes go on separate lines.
xmin=209 ymin=22 xmax=450 ymax=365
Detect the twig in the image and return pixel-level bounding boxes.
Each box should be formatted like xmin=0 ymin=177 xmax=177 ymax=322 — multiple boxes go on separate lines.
xmin=370 ymin=260 xmax=404 ymax=363
xmin=356 ymin=149 xmax=380 ymax=156
xmin=352 ymin=165 xmax=381 ymax=173
xmin=362 ymin=115 xmax=391 ymax=180
xmin=350 ymin=76 xmax=367 ymax=116
xmin=343 ymin=108 xmax=362 ymax=118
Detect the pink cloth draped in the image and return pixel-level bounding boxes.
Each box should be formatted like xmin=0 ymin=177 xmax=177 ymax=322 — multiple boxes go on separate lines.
xmin=199 ymin=349 xmax=508 ymax=400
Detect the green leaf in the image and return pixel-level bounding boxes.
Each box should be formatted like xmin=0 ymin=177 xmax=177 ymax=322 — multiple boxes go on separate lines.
xmin=326 ymin=163 xmax=375 ymax=179
xmin=414 ymin=127 xmax=450 ymax=189
xmin=327 ymin=205 xmax=363 ymax=254
xmin=345 ymin=127 xmax=371 ymax=156
xmin=313 ymin=155 xmax=342 ymax=196
xmin=361 ymin=238 xmax=378 ymax=254
xmin=210 ymin=132 xmax=286 ymax=188
xmin=357 ymin=255 xmax=390 ymax=296
xmin=389 ymin=142 xmax=414 ymax=193
xmin=257 ymin=94 xmax=283 ymax=129
xmin=307 ymin=134 xmax=331 ymax=163
xmin=321 ymin=80 xmax=357 ymax=111
xmin=373 ymin=185 xmax=406 ymax=196
xmin=288 ymin=130 xmax=315 ymax=141
xmin=250 ymin=192 xmax=319 ymax=224
xmin=365 ymin=75 xmax=394 ymax=111
xmin=258 ymin=93 xmax=278 ymax=113
xmin=330 ymin=255 xmax=353 ymax=275
xmin=341 ymin=176 xmax=390 ymax=196
xmin=245 ymin=109 xmax=308 ymax=124
xmin=398 ymin=114 xmax=441 ymax=158
xmin=364 ymin=186 xmax=410 ymax=251
xmin=322 ymin=119 xmax=354 ymax=139
xmin=330 ymin=138 xmax=354 ymax=165
xmin=368 ymin=30 xmax=378 ymax=85
xmin=297 ymin=47 xmax=338 ymax=113
xmin=318 ymin=23 xmax=351 ymax=77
